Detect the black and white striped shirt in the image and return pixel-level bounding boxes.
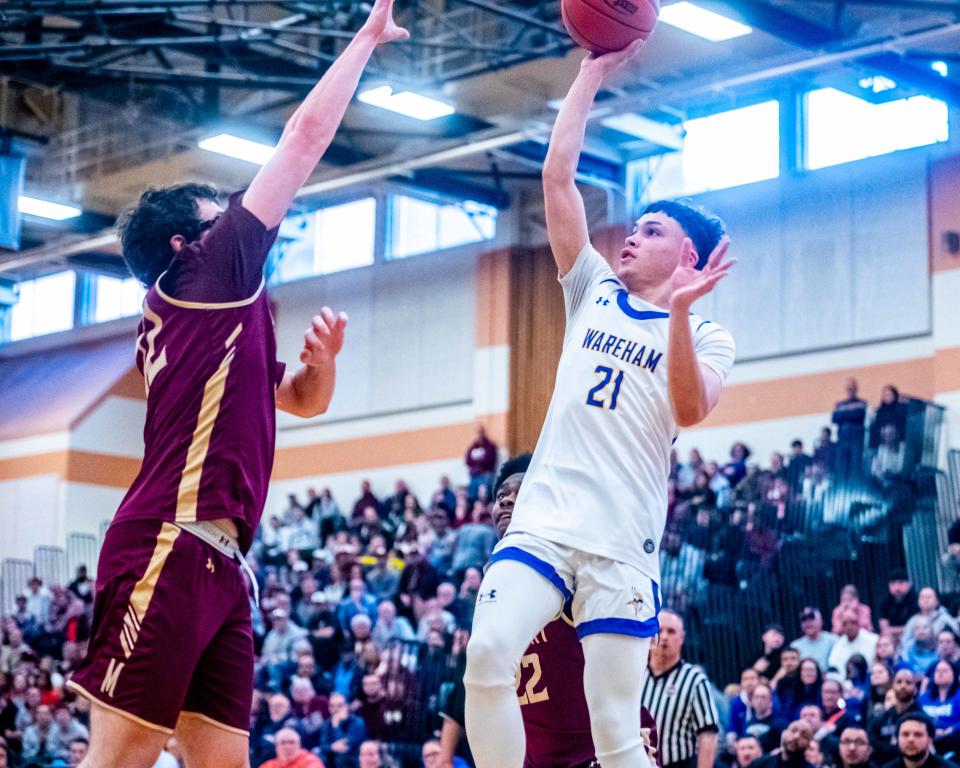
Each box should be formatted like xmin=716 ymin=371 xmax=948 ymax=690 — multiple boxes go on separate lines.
xmin=641 ymin=660 xmax=719 ymax=767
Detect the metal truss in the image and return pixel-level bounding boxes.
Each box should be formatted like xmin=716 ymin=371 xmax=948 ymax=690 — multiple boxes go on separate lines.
xmin=0 ymin=1 xmax=574 ymax=90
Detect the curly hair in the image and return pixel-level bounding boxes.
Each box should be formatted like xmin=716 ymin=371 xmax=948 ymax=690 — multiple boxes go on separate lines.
xmin=494 ymin=452 xmax=533 ymax=496
xmin=641 ymin=199 xmax=726 ymax=270
xmin=117 ymin=183 xmax=219 ymax=286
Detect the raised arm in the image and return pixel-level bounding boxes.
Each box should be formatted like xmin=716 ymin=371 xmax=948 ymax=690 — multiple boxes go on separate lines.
xmin=242 ymin=0 xmax=408 ymax=228
xmin=277 ymin=307 xmax=347 ymax=418
xmin=543 ymin=41 xmax=645 ymax=276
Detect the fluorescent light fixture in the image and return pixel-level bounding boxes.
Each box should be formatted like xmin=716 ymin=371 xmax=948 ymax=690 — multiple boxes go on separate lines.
xmin=659 ymin=2 xmax=752 ymax=42
xmin=198 ymin=133 xmax=276 ymax=165
xmin=858 ymin=75 xmax=897 ymax=93
xmin=18 ymin=196 xmax=82 ymax=221
xmin=932 ymin=60 xmax=949 ymax=78
xmin=358 ymin=85 xmax=455 ymax=121
xmin=602 ymin=113 xmax=684 ymax=150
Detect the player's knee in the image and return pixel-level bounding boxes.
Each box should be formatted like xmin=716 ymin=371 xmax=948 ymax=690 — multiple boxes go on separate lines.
xmin=464 ymin=631 xmax=515 ymax=689
xmin=587 ymin=694 xmax=639 ymax=749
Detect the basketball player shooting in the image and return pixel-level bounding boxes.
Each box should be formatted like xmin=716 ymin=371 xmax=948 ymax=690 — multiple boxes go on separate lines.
xmin=441 ymin=454 xmax=660 ymax=768
xmin=65 ymin=3 xmax=408 ymax=767
xmin=463 ymin=41 xmax=736 ymax=768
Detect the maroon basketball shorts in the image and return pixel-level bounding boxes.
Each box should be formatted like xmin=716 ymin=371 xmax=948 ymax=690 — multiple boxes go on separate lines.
xmin=67 ymin=519 xmax=253 ymax=735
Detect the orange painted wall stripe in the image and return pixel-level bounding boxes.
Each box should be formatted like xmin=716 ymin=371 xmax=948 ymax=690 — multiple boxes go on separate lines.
xmin=703 ymin=357 xmax=935 ymax=428
xmin=0 ymin=451 xmax=69 ymax=482
xmin=66 ymin=451 xmax=141 ymax=487
xmin=274 ymin=413 xmax=507 ymax=480
xmin=474 ymin=248 xmax=511 ymax=348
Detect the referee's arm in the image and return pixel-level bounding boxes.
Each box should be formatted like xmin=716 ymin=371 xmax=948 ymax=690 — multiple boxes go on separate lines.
xmin=692 ymin=675 xmax=720 ymax=768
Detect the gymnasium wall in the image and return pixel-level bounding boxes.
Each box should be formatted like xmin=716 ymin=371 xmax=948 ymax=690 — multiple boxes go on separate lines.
xmin=1 ymin=147 xmax=958 ymax=563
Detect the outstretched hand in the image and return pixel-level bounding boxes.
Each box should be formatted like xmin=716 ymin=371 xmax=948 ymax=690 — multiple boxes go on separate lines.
xmin=301 ymin=307 xmax=348 ymax=367
xmin=580 ymin=38 xmax=646 ymax=79
xmin=362 ymin=0 xmax=410 ymax=44
xmin=670 ymin=237 xmax=736 ymax=309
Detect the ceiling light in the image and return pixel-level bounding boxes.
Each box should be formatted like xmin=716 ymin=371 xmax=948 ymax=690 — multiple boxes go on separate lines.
xmin=931 ymin=60 xmax=949 ymax=78
xmin=18 ymin=196 xmax=82 ymax=221
xmin=659 ymin=2 xmax=752 ymax=42
xmin=858 ymin=75 xmax=897 ymax=93
xmin=358 ymin=86 xmax=455 ymax=121
xmin=198 ymin=133 xmax=276 ymax=165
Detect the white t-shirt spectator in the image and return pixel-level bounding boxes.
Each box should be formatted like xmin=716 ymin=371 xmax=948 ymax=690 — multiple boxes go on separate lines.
xmin=791 ymin=631 xmax=839 ymax=671
xmin=827 ymin=629 xmax=878 ymax=679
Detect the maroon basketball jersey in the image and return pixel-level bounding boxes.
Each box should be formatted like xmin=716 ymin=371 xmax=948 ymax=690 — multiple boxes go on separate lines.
xmin=114 ymin=192 xmax=282 ymax=553
xmin=518 ymin=611 xmax=659 ymax=768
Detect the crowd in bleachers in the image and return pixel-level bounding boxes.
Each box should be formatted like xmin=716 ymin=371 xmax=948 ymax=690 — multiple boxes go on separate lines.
xmin=1 ymin=382 xmax=958 ymax=768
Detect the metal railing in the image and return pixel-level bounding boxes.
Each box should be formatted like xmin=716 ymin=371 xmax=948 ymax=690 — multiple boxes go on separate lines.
xmin=0 ymin=558 xmax=33 ymax=613
xmin=66 ymin=533 xmax=99 ymax=579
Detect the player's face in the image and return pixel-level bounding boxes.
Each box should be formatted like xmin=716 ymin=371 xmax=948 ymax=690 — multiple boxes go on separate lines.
xmin=492 ymin=473 xmax=524 ymax=538
xmin=619 ymin=213 xmax=693 ymax=290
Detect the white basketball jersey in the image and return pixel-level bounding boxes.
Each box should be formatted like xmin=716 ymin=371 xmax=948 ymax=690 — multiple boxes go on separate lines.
xmin=509 ymin=243 xmax=736 ymax=581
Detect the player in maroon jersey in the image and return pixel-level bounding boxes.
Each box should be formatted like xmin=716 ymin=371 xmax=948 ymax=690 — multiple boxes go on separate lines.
xmin=64 ymin=3 xmax=408 ymax=767
xmin=439 ymin=453 xmax=659 ymax=768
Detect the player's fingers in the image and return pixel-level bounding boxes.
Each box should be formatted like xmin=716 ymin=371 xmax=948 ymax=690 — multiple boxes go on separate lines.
xmin=708 ymin=236 xmax=731 ymax=269
xmin=336 ymin=311 xmax=348 ymax=329
xmin=304 ymin=331 xmax=323 ymax=349
xmin=320 ymin=307 xmax=337 ymax=327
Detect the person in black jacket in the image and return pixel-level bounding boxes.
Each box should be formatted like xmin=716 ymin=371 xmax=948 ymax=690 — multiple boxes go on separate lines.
xmin=881 ymin=713 xmax=958 ymax=768
xmin=749 ymin=720 xmax=814 ymax=768
xmin=870 ymin=670 xmax=922 ymax=765
xmin=870 ymin=386 xmax=908 ymax=449
xmin=833 ymin=378 xmax=868 ymax=479
xmin=839 ymin=725 xmax=880 ymax=768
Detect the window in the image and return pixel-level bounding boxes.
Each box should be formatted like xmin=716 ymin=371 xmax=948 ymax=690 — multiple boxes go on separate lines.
xmin=805 ymin=88 xmax=948 ymax=170
xmin=390 ymin=195 xmax=496 ymax=259
xmin=636 ymin=100 xmax=780 ymax=201
xmin=10 ymin=271 xmax=76 ymax=341
xmin=94 ymin=275 xmax=145 ymax=322
xmin=270 ymin=197 xmax=377 ymax=282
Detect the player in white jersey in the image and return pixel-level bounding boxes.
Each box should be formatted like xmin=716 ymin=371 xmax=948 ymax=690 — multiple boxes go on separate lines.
xmin=463 ymin=41 xmax=736 ymax=768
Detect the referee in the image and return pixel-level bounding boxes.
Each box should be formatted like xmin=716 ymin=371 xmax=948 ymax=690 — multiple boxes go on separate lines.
xmin=642 ymin=610 xmax=719 ymax=768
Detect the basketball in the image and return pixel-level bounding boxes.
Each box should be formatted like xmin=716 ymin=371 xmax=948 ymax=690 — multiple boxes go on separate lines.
xmin=561 ymin=0 xmax=660 ymax=54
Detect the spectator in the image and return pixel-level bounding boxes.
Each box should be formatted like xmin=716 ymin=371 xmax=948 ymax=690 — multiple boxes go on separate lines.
xmin=707 ymin=460 xmax=732 ymax=509
xmin=833 ymin=378 xmax=868 ymax=478
xmin=25 ymin=578 xmax=51 ymax=628
xmin=832 ymin=586 xmax=874 ymax=636
xmin=750 ymin=719 xmax=814 ymax=768
xmin=903 ymin=590 xmax=960 ymax=646
xmin=358 ymin=740 xmax=397 ymax=768
xmin=22 ymin=703 xmax=55 ymax=763
xmin=879 ymin=571 xmax=918 ymax=640
xmin=872 ymin=425 xmax=906 ymax=484
xmin=838 ymin=725 xmax=878 ymax=768
xmin=435 ymin=582 xmax=469 ymax=630
xmin=776 ymin=653 xmax=819 ymax=720
xmin=285 ymin=505 xmax=320 ymax=554
xmin=807 ymin=736 xmax=825 ymax=768
xmin=338 ymin=581 xmax=377 ymax=641
xmin=870 ymin=386 xmax=907 ymax=449
xmin=449 ymin=504 xmax=496 ymax=579
xmin=933 ymin=631 xmax=960 ymax=674
xmin=318 ymin=692 xmax=366 ymax=768
xmin=814 ymin=427 xmax=837 ymax=474
xmin=883 ymin=713 xmax=954 ymax=768
xmin=918 ymin=659 xmax=960 ymax=755
xmin=352 ymin=481 xmax=380 ymax=522
xmin=416 ymin=599 xmax=456 ymax=641
xmin=434 ymin=477 xmax=457 ymax=516
xmin=660 ymin=528 xmax=706 ymax=613
xmin=252 ymin=694 xmax=301 ymax=767
xmin=869 ymin=669 xmax=921 ymax=765
xmin=729 ymin=668 xmax=761 ymax=741
xmin=754 ymin=624 xmax=787 ymax=681
xmin=370 ymin=601 xmax=414 ymax=649
xmin=870 ymin=663 xmax=895 ymax=722
xmin=68 ymin=737 xmax=89 ymax=767
xmin=464 ymin=425 xmax=497 ymax=501
xmin=397 ymin=546 xmax=440 ymax=620
xmin=422 ymin=507 xmax=456 ymax=576
xmin=819 ymin=678 xmax=860 ymax=742
xmin=786 ymin=440 xmax=813 ymax=492
xmin=0 ymin=626 xmax=32 ymax=675
xmin=642 ymin=611 xmax=719 ymax=768
xmin=745 ymin=683 xmax=785 ymax=753
xmin=355 ymin=675 xmax=388 ymax=741
xmin=317 ymin=488 xmax=347 ymax=544
xmin=263 ymin=608 xmax=310 ymax=667
xmin=793 ymin=608 xmax=840 ymax=672
xmin=677 ymin=448 xmax=705 ymax=492
xmin=723 ymin=443 xmax=752 ymax=487
xmin=829 ymin=612 xmax=879 ymax=679
xmin=902 ymin=620 xmax=938 ymax=675
xmin=259 ymin=727 xmax=325 ymax=768
xmin=456 ymin=568 xmax=482 ymax=631
xmin=735 ymin=736 xmax=763 ymax=768
xmin=49 ymin=703 xmax=88 ymax=761
xmin=877 ymin=635 xmax=901 ymax=670
xmin=305 ymin=593 xmax=343 ymax=673
xmin=365 ymin=549 xmax=400 ymax=604
xmin=66 ymin=566 xmax=93 ymax=607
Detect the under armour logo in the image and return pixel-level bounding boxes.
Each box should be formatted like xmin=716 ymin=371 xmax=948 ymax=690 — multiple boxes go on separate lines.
xmin=206 ymin=558 xmax=215 ymax=573
xmin=596 ymin=297 xmax=610 ymax=306
xmin=477 ymin=589 xmax=498 ymax=604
